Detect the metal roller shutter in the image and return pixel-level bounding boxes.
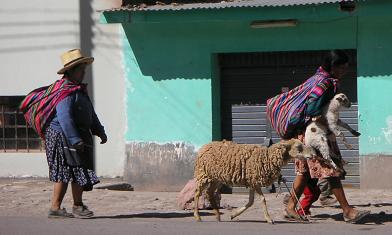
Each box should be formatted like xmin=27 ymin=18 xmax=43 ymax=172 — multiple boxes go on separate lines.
xmin=219 ymin=50 xmax=359 ymax=190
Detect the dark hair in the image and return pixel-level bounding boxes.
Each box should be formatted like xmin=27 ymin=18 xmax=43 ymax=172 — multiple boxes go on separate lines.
xmin=321 ymin=50 xmax=349 ymax=72
xmin=63 ymin=63 xmax=84 ymax=77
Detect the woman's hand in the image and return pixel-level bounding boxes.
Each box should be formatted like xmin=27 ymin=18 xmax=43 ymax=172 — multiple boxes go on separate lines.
xmin=99 ymin=133 xmax=107 ymax=144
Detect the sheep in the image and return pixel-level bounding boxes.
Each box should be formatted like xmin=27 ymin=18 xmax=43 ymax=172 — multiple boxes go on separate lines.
xmin=193 ymin=139 xmax=316 ymax=224
xmin=304 ymin=93 xmax=360 ymax=169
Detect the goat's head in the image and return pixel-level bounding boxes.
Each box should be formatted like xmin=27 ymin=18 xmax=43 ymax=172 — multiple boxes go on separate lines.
xmin=280 ymin=139 xmax=317 ymax=161
xmin=333 ymin=93 xmax=351 ymax=108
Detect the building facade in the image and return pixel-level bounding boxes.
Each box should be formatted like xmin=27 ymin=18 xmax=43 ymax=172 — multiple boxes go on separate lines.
xmin=102 ymin=0 xmax=392 ymax=190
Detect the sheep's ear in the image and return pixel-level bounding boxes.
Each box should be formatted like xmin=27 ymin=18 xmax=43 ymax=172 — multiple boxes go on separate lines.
xmin=336 ymin=96 xmax=344 ymax=102
xmin=295 ymin=142 xmax=304 ymax=152
xmin=280 ymin=139 xmax=295 ymax=149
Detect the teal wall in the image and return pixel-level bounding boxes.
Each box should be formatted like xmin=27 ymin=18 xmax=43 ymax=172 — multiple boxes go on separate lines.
xmin=121 ymin=25 xmax=213 ymax=146
xmin=357 ymin=15 xmax=392 ymax=155
xmin=105 ymin=1 xmax=392 ymax=153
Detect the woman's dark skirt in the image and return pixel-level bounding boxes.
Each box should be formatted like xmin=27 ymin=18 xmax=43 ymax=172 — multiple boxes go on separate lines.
xmin=44 ymin=126 xmax=99 ymax=190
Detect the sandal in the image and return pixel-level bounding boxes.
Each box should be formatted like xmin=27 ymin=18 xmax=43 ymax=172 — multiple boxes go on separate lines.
xmin=284 ymin=209 xmax=307 ymax=221
xmin=319 ymin=196 xmax=338 ymax=207
xmin=343 ymin=210 xmax=370 ymax=224
xmin=296 ymin=209 xmax=311 ymax=217
xmin=48 ymin=208 xmax=74 ymax=219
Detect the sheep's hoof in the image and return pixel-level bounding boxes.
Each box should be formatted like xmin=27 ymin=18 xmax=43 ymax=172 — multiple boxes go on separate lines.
xmin=194 ymin=214 xmax=202 ymax=222
xmin=267 ymin=219 xmax=275 ymax=225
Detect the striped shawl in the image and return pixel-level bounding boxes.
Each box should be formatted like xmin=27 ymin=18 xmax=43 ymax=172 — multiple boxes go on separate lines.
xmin=266 ymin=67 xmax=338 ymax=139
xmin=19 ymin=78 xmax=86 ymax=138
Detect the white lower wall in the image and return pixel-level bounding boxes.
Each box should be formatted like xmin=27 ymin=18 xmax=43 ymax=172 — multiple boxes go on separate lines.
xmin=0 ymin=153 xmax=47 ymax=177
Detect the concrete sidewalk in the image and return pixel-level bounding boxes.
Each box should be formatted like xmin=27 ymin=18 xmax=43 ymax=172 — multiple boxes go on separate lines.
xmin=0 ymin=178 xmax=391 ymax=234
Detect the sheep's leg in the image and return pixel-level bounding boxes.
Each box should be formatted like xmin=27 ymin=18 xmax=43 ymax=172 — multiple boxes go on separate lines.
xmin=194 ymin=181 xmax=207 ymax=222
xmin=255 ymin=187 xmax=274 ymax=224
xmin=206 ymin=182 xmax=221 ymax=221
xmin=230 ymin=189 xmax=255 ymax=220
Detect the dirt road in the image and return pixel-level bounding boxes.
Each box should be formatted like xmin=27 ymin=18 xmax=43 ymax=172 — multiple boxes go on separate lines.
xmin=1 ymin=178 xmax=391 ymax=235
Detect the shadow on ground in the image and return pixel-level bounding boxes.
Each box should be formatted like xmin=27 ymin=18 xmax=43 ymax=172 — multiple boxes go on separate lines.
xmin=90 ymin=212 xmax=308 ymax=224
xmin=228 ymin=219 xmax=309 ymax=224
xmin=313 ymin=203 xmax=392 ymax=210
xmin=312 ymin=212 xmax=392 ymax=225
xmin=88 ymin=211 xmax=214 ymax=219
xmin=312 ymin=202 xmax=387 ymax=209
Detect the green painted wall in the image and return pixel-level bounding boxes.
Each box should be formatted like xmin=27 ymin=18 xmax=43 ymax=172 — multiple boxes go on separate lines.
xmin=357 ymin=16 xmax=392 ymax=155
xmin=120 ymin=17 xmax=356 ymax=146
xmin=106 ymin=1 xmax=392 ymax=153
xmin=121 ymin=25 xmax=213 ymax=146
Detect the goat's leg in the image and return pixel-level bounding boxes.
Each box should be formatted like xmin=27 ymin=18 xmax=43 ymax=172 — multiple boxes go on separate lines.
xmin=314 ymin=136 xmax=338 ymax=169
xmin=328 ymin=119 xmax=353 ymax=149
xmin=330 ymin=120 xmax=353 ymax=149
xmin=337 ymin=119 xmax=361 ymax=137
xmin=206 ymin=182 xmax=221 ymax=221
xmin=194 ymin=181 xmax=207 ymax=222
xmin=338 ymin=132 xmax=353 ymax=150
xmin=255 ymin=187 xmax=274 ymax=224
xmin=230 ymin=189 xmax=255 ymax=220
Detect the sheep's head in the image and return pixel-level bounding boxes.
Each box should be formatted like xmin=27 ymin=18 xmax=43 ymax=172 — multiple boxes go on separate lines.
xmin=333 ymin=93 xmax=351 ymax=108
xmin=280 ymin=139 xmax=316 ymax=161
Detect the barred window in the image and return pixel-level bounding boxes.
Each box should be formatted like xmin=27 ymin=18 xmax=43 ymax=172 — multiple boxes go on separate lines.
xmin=0 ymin=96 xmax=44 ymax=152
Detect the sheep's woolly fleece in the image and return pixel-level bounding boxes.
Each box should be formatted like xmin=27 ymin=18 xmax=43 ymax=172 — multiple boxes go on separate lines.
xmin=194 ymin=141 xmax=288 ymax=189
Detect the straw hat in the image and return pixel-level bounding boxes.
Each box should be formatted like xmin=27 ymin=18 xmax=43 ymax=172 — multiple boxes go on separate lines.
xmin=57 ymin=49 xmax=94 ymax=74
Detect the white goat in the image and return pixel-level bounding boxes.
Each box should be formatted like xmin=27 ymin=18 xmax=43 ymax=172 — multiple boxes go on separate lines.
xmin=305 ymin=93 xmax=360 ymax=168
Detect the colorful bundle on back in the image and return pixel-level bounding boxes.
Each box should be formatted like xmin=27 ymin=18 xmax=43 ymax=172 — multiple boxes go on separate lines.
xmin=19 ymin=79 xmax=85 ymax=138
xmin=266 ymin=67 xmax=337 ymax=139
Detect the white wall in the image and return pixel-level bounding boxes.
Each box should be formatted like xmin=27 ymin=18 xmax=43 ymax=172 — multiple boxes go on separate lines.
xmin=0 ymin=0 xmax=79 ymax=177
xmin=0 ymin=0 xmax=80 ymax=95
xmin=0 ymin=153 xmax=47 ymax=177
xmin=91 ymin=0 xmax=125 ymax=177
xmin=0 ymin=0 xmax=126 ymax=178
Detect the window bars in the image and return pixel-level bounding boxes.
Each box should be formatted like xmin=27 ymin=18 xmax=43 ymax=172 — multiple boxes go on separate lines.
xmin=0 ymin=97 xmax=43 ymax=153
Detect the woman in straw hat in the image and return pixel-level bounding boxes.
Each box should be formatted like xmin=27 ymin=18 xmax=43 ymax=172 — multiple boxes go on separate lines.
xmin=20 ymin=49 xmax=107 ymax=218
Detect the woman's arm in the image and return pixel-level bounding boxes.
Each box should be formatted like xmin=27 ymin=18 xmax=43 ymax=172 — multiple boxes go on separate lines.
xmin=91 ymin=110 xmax=105 ymax=137
xmin=90 ymin=106 xmax=107 ymax=144
xmin=56 ymin=94 xmax=82 ymax=145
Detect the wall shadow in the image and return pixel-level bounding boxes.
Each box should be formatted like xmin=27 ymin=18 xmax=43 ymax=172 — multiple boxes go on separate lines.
xmin=121 ymin=23 xmax=212 ymax=81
